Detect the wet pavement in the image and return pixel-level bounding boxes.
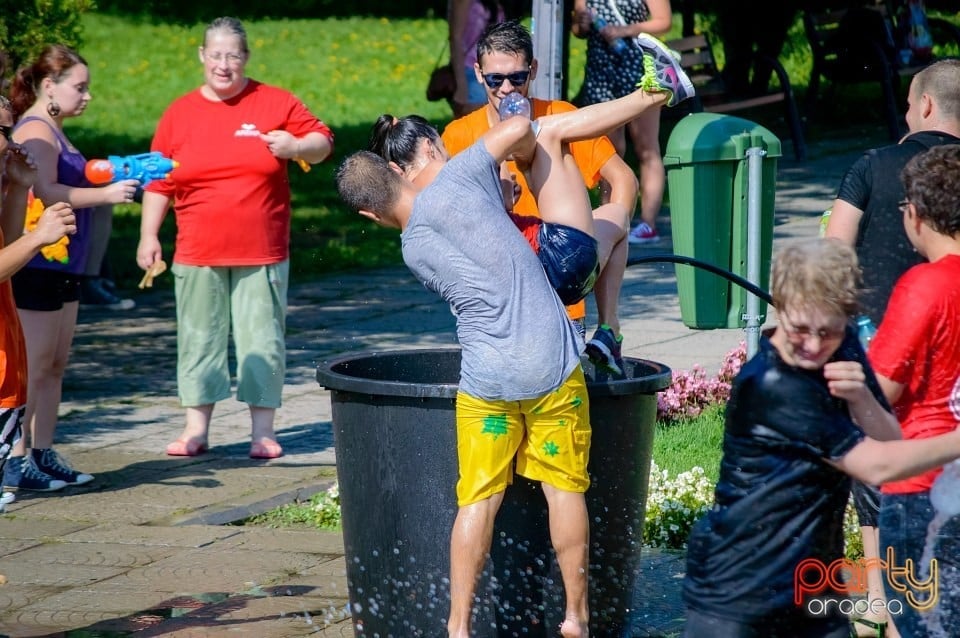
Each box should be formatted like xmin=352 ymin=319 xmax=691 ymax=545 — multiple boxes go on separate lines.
xmin=0 ymin=128 xmax=881 ymax=637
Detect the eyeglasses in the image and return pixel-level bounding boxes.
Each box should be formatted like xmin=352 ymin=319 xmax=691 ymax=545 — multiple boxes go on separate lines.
xmin=0 ymin=125 xmax=11 ymax=142
xmin=898 ymin=199 xmax=911 ymax=214
xmin=780 ymin=314 xmax=847 ymax=342
xmin=203 ymin=50 xmax=245 ymax=65
xmin=481 ymin=69 xmax=531 ymax=89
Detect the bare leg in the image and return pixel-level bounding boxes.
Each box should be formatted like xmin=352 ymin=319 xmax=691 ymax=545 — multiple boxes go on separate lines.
xmin=179 ymin=404 xmax=214 ymax=442
xmin=860 ymin=525 xmax=900 ymax=637
xmin=542 ymin=483 xmax=590 ymax=638
xmin=627 ymin=110 xmax=665 ymax=232
xmin=606 ymin=126 xmax=628 ymax=158
xmin=248 ymin=406 xmax=282 ymax=457
xmin=528 ymin=90 xmax=668 ymax=235
xmin=448 ymin=492 xmax=505 ymax=638
xmin=594 ymin=232 xmax=628 ymax=336
xmin=250 ymin=406 xmax=277 ymax=441
xmin=17 ymin=303 xmax=79 ymax=451
xmin=84 ymin=205 xmax=113 ymax=277
xmin=538 ymin=88 xmax=668 ymax=148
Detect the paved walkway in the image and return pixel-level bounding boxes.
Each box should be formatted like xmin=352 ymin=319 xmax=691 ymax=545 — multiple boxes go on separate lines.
xmin=0 ymin=131 xmax=879 ymax=637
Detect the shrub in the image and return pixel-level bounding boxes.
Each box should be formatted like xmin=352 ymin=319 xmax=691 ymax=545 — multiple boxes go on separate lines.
xmin=0 ymin=0 xmax=96 ymax=76
xmin=643 ymin=461 xmax=714 ymax=549
xmin=657 ymin=342 xmax=747 ymax=422
xmin=245 ymin=482 xmax=342 ymax=530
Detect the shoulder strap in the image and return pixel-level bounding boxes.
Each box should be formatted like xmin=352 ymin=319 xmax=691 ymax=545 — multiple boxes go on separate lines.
xmin=607 ymin=0 xmax=628 ymax=26
xmin=15 ymin=115 xmax=70 ymax=149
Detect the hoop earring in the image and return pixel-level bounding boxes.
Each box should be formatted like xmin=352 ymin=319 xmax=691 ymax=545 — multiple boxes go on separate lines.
xmin=46 ymin=101 xmax=61 ymax=117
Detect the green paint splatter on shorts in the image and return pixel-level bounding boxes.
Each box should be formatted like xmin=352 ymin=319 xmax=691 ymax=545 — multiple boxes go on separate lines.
xmin=570 ymin=396 xmax=582 ymax=408
xmin=542 ymin=441 xmax=560 ymax=456
xmin=482 ymin=413 xmax=509 ymax=439
xmin=532 ymin=405 xmax=543 ymax=414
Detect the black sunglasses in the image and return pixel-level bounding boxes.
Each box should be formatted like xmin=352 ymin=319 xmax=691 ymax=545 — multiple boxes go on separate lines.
xmin=481 ymin=69 xmax=531 ymax=89
xmin=0 ymin=125 xmax=11 ymax=142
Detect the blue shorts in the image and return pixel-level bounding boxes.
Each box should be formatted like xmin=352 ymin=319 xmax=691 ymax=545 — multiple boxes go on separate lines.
xmin=537 ymin=222 xmax=600 ymax=306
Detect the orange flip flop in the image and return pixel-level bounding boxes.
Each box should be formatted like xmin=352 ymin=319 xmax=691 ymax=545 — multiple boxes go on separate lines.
xmin=165 ymin=438 xmax=208 ymax=457
xmin=250 ymin=439 xmax=283 ymax=459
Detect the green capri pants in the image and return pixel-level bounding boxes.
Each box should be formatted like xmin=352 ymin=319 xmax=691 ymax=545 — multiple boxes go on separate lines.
xmin=172 ymin=261 xmax=289 ymax=408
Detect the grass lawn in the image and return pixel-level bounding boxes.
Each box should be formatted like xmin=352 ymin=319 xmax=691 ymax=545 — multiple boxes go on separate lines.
xmin=653 ymin=404 xmax=724 ymax=483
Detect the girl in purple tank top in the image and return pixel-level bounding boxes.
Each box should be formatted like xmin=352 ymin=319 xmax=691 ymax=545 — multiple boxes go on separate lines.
xmin=3 ymin=44 xmax=139 ymax=495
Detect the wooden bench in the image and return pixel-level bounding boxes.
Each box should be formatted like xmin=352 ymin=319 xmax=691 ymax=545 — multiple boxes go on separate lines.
xmin=804 ymin=3 xmax=960 ymax=140
xmin=666 ymin=33 xmax=807 ymax=160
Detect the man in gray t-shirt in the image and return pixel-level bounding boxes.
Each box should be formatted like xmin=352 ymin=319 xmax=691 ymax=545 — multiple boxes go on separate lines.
xmin=336 ymin=63 xmax=691 ymax=636
xmin=403 ymin=142 xmax=582 ymax=400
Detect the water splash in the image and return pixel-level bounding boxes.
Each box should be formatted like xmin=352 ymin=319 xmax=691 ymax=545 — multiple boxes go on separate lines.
xmin=921 ymin=459 xmax=960 ymax=637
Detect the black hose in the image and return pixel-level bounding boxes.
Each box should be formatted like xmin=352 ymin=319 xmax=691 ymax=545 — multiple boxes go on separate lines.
xmin=626 ymin=254 xmax=774 ymax=305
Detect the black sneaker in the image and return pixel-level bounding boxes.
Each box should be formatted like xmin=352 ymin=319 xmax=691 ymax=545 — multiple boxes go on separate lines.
xmin=3 ymin=455 xmax=67 ymax=492
xmin=32 ymin=448 xmax=94 ymax=485
xmin=586 ymin=325 xmax=625 ymax=376
xmin=80 ymin=278 xmax=136 ymax=311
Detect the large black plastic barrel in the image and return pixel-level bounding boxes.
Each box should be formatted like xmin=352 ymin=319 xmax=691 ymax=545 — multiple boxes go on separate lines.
xmin=316 ymin=348 xmax=671 ymax=637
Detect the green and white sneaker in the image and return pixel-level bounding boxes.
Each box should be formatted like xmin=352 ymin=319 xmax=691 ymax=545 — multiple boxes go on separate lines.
xmin=635 ymin=33 xmax=694 ymax=107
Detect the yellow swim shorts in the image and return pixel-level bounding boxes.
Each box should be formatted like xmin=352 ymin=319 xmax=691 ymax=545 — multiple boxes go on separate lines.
xmin=455 ymin=365 xmax=591 ymax=506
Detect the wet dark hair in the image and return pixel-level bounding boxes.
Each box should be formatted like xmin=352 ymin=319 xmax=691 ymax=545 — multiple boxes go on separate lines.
xmin=10 ymin=44 xmax=87 ymax=119
xmin=336 ymin=150 xmax=404 ymax=215
xmin=477 ymin=20 xmax=533 ymax=68
xmin=901 ymin=144 xmax=960 ymax=236
xmin=368 ymin=114 xmax=442 ymax=170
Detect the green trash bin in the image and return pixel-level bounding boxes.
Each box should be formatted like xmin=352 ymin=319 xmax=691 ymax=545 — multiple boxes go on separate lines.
xmin=664 ymin=112 xmax=780 ymax=329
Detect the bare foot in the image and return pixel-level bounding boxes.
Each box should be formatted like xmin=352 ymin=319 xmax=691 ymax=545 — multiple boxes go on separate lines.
xmin=559 ymin=615 xmax=588 ymax=638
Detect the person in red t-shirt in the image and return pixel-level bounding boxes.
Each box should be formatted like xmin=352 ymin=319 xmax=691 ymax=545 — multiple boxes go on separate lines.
xmin=870 ymin=145 xmax=960 ymax=637
xmin=137 ymin=17 xmax=333 ymax=460
xmin=0 ymin=93 xmax=77 ymax=507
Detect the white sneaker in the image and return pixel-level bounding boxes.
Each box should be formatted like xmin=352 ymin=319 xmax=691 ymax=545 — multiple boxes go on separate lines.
xmin=628 ymin=222 xmax=661 ymax=244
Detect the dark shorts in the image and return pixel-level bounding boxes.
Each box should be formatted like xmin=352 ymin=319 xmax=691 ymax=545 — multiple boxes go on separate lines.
xmin=852 ymin=480 xmax=880 ymax=527
xmin=11 ymin=267 xmax=81 ymax=311
xmin=684 ymin=607 xmax=848 ymax=638
xmin=537 ymin=222 xmax=600 ymax=306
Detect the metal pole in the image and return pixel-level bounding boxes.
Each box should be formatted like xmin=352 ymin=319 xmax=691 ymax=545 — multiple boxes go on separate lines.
xmin=530 ymin=0 xmax=564 ymax=100
xmin=744 ymin=146 xmax=766 ymax=359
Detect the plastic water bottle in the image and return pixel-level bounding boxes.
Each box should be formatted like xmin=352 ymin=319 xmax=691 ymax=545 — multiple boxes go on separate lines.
xmin=592 ymin=11 xmax=628 ymax=55
xmin=856 ymin=315 xmax=877 ymax=351
xmin=498 ymin=92 xmax=532 ymax=121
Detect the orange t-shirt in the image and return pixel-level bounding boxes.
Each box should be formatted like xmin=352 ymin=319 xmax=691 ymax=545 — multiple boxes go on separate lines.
xmin=441 ymin=99 xmax=617 ymax=320
xmin=0 ymin=229 xmax=27 ymax=408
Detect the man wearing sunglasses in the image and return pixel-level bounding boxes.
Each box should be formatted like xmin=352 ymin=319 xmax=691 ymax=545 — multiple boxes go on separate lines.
xmin=442 ymin=20 xmax=672 ymax=376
